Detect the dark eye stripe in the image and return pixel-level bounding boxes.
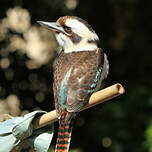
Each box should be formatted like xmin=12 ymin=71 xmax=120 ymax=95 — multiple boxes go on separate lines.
xmin=63 ymin=26 xmax=72 ymax=33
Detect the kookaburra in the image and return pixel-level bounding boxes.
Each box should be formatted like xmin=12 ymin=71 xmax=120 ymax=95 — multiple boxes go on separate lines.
xmin=37 ymin=16 xmax=109 ymax=152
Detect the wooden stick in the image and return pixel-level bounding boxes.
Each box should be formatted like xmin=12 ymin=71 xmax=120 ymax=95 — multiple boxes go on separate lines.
xmin=33 ymin=83 xmax=125 ymax=129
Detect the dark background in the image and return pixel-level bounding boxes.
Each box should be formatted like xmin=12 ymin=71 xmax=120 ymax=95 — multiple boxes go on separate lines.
xmin=0 ymin=0 xmax=152 ymax=152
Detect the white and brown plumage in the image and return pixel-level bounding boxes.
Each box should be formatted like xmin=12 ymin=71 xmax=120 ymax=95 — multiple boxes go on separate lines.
xmin=38 ymin=16 xmax=109 ymax=152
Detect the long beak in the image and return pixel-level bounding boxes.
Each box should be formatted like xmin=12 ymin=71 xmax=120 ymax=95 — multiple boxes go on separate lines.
xmin=37 ymin=21 xmax=66 ymax=34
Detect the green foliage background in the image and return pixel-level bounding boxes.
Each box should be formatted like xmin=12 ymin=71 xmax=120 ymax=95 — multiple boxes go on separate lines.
xmin=0 ymin=0 xmax=152 ymax=152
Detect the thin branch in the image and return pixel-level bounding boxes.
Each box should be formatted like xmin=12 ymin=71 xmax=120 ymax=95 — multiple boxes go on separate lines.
xmin=33 ymin=83 xmax=125 ymax=129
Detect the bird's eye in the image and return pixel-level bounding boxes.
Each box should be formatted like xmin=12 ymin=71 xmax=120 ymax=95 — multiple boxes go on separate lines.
xmin=63 ymin=26 xmax=72 ymax=34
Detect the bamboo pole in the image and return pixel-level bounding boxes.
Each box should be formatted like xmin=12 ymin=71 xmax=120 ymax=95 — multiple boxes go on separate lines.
xmin=33 ymin=83 xmax=125 ymax=129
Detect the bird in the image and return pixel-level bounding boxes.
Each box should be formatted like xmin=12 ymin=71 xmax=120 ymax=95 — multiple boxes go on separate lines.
xmin=37 ymin=16 xmax=109 ymax=152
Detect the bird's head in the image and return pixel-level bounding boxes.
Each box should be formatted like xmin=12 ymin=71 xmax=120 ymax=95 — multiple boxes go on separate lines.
xmin=37 ymin=16 xmax=99 ymax=53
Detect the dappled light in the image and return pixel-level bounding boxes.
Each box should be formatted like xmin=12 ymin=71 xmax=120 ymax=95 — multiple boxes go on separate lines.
xmin=0 ymin=94 xmax=20 ymax=117
xmin=102 ymin=137 xmax=112 ymax=148
xmin=6 ymin=7 xmax=31 ymax=33
xmin=65 ymin=0 xmax=78 ymax=10
xmin=0 ymin=7 xmax=57 ymax=122
xmin=0 ymin=7 xmax=57 ymax=68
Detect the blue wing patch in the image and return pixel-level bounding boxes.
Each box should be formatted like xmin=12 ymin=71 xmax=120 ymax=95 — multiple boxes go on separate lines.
xmin=89 ymin=67 xmax=103 ymax=93
xmin=59 ymin=69 xmax=71 ymax=109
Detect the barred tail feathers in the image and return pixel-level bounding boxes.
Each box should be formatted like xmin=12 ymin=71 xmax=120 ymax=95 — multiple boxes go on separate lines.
xmin=55 ymin=119 xmax=74 ymax=152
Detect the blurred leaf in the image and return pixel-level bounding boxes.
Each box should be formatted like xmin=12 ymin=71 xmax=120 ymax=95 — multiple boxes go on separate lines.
xmin=145 ymin=124 xmax=152 ymax=152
